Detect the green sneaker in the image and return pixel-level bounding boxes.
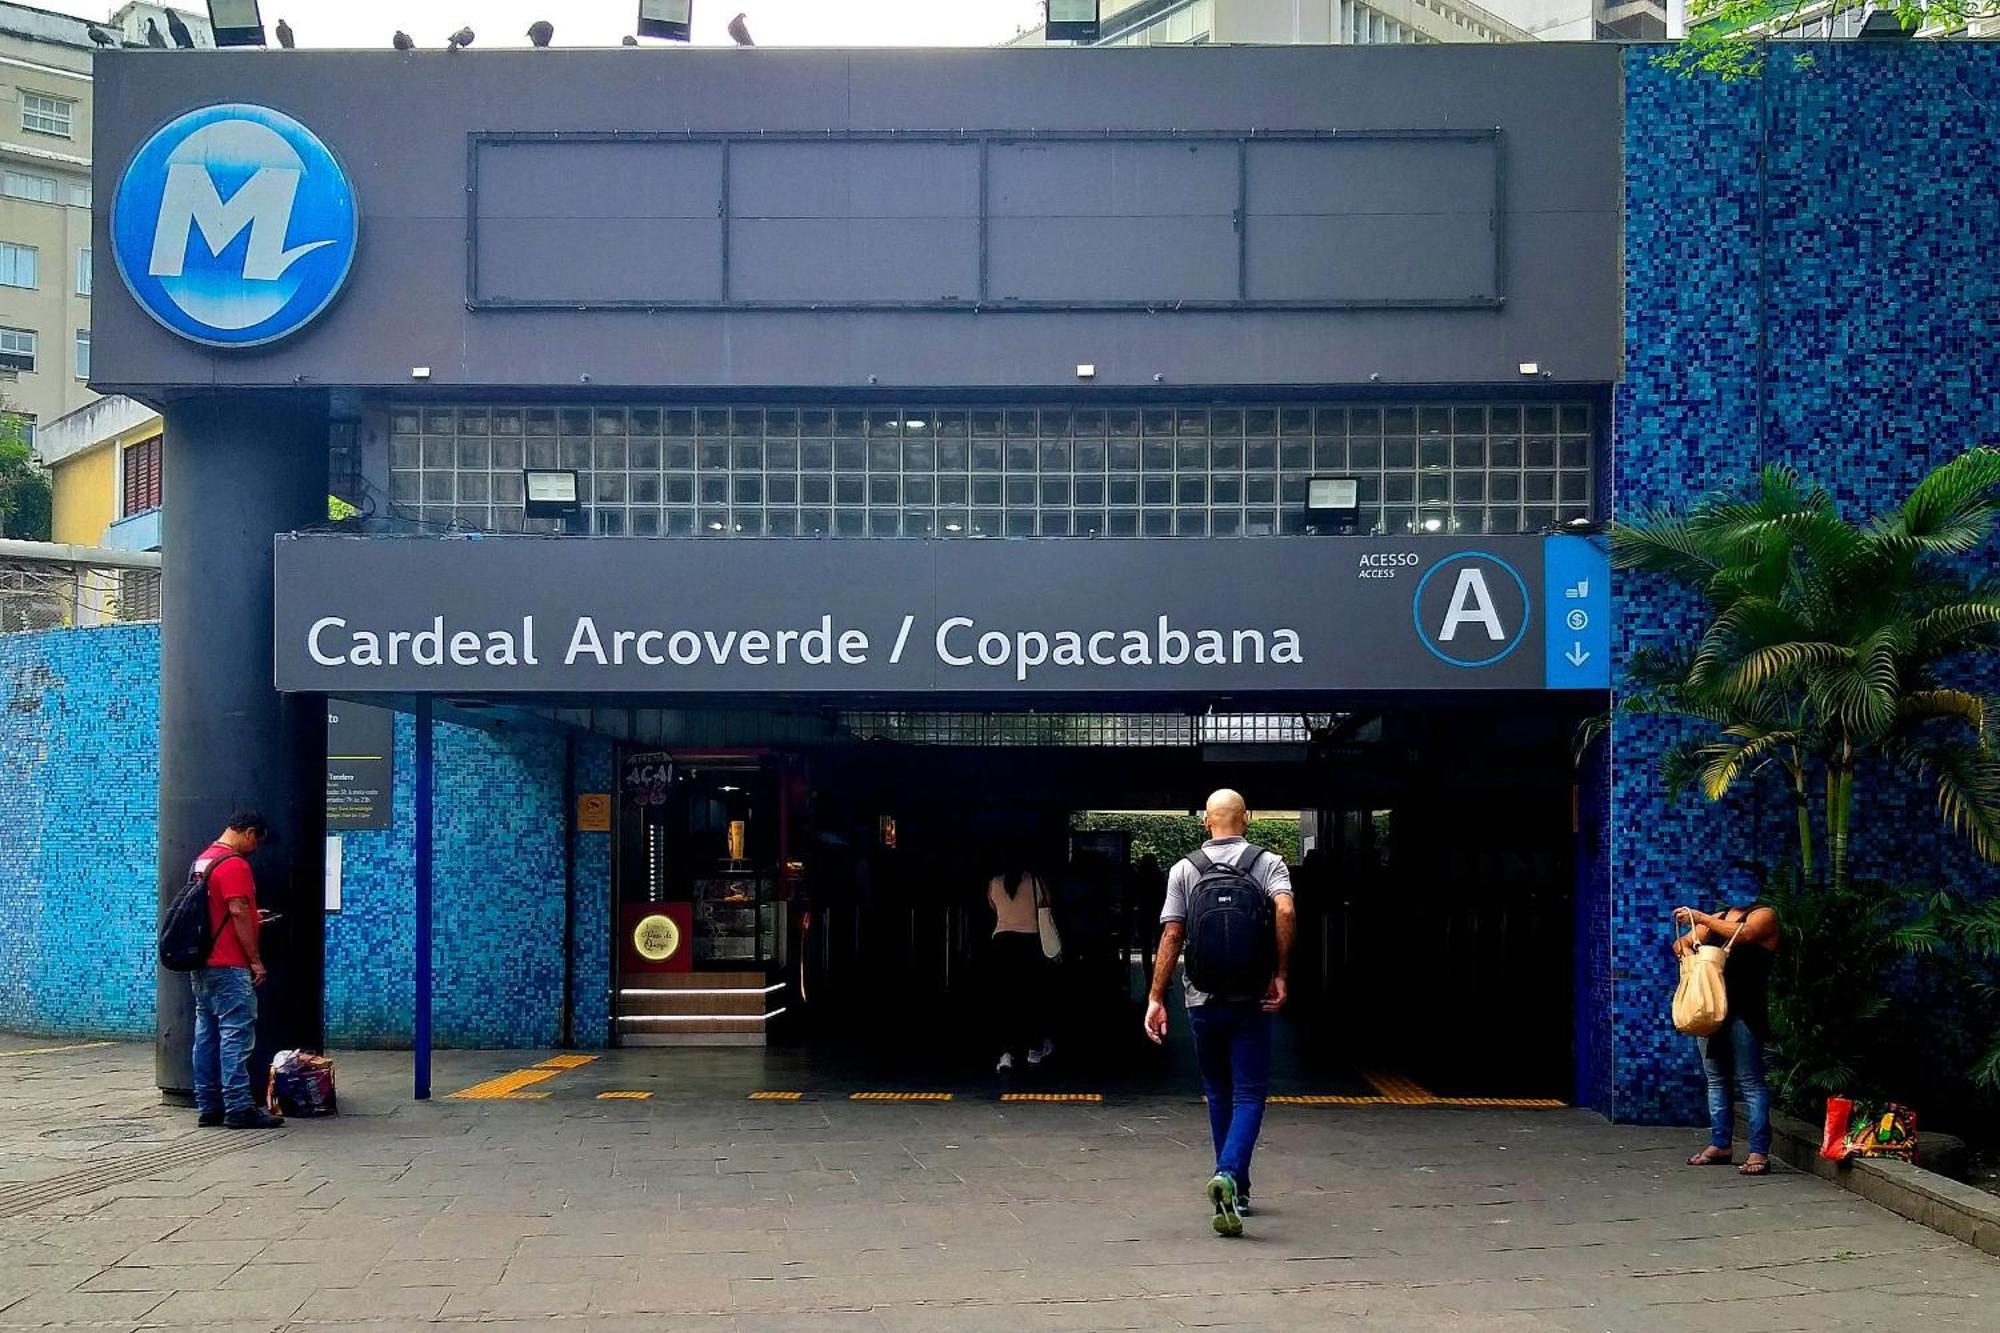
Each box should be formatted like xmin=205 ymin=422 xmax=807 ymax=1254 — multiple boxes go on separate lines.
xmin=1207 ymin=1172 xmax=1243 ymax=1237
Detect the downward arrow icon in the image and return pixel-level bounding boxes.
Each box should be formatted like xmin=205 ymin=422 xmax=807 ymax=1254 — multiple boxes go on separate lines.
xmin=1565 ymin=643 xmax=1590 ymax=667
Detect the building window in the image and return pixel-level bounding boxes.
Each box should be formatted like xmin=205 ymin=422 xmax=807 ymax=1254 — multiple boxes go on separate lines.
xmin=63 ymin=181 xmax=90 ymax=209
xmin=75 ymin=248 xmax=90 ymax=296
xmin=0 ymin=327 xmax=37 ymax=373
xmin=74 ymin=329 xmax=88 ymax=380
xmin=118 ymin=569 xmax=161 ymax=621
xmin=123 ymin=436 xmax=163 ymax=517
xmin=2 ymin=170 xmax=57 ymax=204
xmin=0 ymin=243 xmax=37 ymax=289
xmin=386 ymin=400 xmax=1598 ymax=540
xmin=2 ymin=411 xmax=34 ymax=447
xmin=21 ymin=92 xmax=74 ymax=138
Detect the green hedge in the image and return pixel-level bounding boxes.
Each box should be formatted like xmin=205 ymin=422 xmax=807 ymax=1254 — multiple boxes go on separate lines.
xmin=1071 ymin=811 xmax=1301 ymax=867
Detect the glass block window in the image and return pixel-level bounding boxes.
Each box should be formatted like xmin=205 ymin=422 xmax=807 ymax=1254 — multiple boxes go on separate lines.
xmin=384 ymin=401 xmax=1596 ymax=539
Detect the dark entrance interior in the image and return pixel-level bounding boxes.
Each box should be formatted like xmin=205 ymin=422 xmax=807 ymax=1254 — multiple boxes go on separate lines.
xmin=612 ymin=699 xmax=1586 ymax=1102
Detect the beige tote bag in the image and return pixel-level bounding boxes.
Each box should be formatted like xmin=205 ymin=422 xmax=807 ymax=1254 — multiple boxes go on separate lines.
xmin=1671 ymin=917 xmax=1742 ymax=1037
xmin=1034 ymin=877 xmax=1063 ymax=963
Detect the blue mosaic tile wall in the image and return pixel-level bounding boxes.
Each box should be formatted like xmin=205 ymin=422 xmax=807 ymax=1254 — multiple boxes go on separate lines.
xmin=0 ymin=626 xmax=160 ymax=1039
xmin=327 ymin=714 xmax=595 ymax=1049
xmin=0 ymin=625 xmax=608 ymax=1050
xmin=1612 ymin=43 xmax=2000 ymax=1124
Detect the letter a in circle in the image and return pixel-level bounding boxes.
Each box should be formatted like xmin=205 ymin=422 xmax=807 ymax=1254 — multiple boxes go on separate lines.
xmin=1438 ymin=568 xmax=1504 ymax=642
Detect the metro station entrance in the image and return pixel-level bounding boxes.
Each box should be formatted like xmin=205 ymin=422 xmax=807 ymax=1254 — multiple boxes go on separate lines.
xmin=604 ymin=698 xmax=1585 ymax=1103
xmin=278 ymin=530 xmax=1610 ymax=1103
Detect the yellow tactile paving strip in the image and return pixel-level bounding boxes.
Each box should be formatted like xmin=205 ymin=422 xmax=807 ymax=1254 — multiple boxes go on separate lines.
xmin=747 ymin=1091 xmax=805 ymax=1101
xmin=447 ymin=1053 xmax=597 ymax=1100
xmin=1360 ymin=1070 xmax=1436 ymax=1104
xmin=596 ymin=1090 xmax=652 ymax=1100
xmin=850 ymin=1091 xmax=954 ymax=1102
xmin=1001 ymin=1093 xmax=1104 ymax=1103
xmin=0 ymin=1041 xmax=114 ymax=1058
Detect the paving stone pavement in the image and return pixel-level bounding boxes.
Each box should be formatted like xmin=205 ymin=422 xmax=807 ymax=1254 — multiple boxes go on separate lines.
xmin=1 ymin=1036 xmax=1996 ymax=1331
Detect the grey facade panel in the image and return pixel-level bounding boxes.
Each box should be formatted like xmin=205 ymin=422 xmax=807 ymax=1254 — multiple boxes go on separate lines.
xmin=92 ymin=45 xmax=1622 ymax=394
xmin=729 ymin=142 xmax=982 ymax=302
xmin=986 ymin=141 xmax=1239 ymax=304
xmin=1244 ymin=139 xmax=1497 ymax=303
xmin=472 ymin=141 xmax=725 ymax=304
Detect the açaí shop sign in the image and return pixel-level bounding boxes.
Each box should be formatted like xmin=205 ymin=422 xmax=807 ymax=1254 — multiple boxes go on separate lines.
xmin=275 ymin=535 xmax=1609 ymax=694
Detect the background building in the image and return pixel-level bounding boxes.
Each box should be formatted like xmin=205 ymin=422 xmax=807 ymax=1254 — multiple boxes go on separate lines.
xmin=0 ymin=3 xmax=209 ymax=441
xmin=1010 ymin=0 xmax=1665 ymax=46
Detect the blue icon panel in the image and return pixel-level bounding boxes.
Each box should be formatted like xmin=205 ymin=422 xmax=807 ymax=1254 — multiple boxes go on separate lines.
xmin=1543 ymin=535 xmax=1610 ymax=689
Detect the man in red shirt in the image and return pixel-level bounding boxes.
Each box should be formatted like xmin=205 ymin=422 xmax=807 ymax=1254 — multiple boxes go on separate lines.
xmin=189 ymin=812 xmax=284 ymax=1129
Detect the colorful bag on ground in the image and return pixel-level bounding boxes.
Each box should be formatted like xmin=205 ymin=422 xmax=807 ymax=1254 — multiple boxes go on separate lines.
xmin=1820 ymin=1096 xmax=1917 ymax=1163
xmin=1671 ymin=916 xmax=1741 ymax=1037
xmin=266 ymin=1048 xmax=338 ymax=1118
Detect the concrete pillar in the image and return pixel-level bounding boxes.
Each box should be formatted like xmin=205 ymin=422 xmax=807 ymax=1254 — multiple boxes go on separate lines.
xmin=156 ymin=395 xmax=329 ymax=1099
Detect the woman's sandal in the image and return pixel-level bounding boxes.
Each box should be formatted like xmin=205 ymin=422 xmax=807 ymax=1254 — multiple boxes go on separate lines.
xmin=1687 ymin=1148 xmax=1734 ymax=1166
xmin=1739 ymin=1158 xmax=1771 ymax=1176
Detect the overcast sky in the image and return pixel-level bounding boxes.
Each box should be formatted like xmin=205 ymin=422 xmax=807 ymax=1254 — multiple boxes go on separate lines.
xmin=36 ymin=0 xmax=1048 ymax=48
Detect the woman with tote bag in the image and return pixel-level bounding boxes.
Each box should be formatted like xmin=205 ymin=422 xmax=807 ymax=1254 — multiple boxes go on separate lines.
xmin=988 ymin=853 xmax=1057 ymax=1074
xmin=1674 ymin=903 xmax=1781 ymax=1176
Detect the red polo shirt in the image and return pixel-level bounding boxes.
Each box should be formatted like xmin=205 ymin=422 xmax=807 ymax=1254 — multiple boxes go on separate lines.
xmin=195 ymin=843 xmax=258 ymax=968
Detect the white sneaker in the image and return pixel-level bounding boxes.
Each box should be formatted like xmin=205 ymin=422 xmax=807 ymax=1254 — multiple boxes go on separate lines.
xmin=1027 ymin=1039 xmax=1053 ymax=1067
xmin=996 ymin=1052 xmax=1015 ymax=1073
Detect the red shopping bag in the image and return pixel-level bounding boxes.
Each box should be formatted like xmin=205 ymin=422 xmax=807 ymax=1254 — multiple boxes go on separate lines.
xmin=1821 ymin=1096 xmax=1916 ymax=1164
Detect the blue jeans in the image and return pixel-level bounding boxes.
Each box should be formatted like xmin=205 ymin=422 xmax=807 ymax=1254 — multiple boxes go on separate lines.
xmin=191 ymin=967 xmax=258 ymax=1115
xmin=1188 ymin=1000 xmax=1271 ymax=1197
xmin=1698 ymin=1017 xmax=1771 ymax=1157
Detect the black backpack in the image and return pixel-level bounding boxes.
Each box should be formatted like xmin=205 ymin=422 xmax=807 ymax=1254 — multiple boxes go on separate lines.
xmin=1181 ymin=845 xmax=1276 ymax=1000
xmin=158 ymin=852 xmax=237 ymax=972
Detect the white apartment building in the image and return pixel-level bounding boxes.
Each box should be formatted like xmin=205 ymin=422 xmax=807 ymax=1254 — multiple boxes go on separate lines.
xmin=0 ymin=2 xmax=208 ymax=441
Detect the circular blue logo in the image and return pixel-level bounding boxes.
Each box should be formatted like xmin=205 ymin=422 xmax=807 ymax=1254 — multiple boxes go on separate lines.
xmin=112 ymin=104 xmax=357 ymax=348
xmin=1411 ymin=551 xmax=1530 ymax=668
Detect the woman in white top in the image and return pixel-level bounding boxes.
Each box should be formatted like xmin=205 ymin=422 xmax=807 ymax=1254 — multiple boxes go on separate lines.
xmin=988 ymin=861 xmax=1054 ymax=1074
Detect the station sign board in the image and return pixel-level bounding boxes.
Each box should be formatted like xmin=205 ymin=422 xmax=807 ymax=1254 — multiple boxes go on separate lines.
xmin=275 ymin=534 xmax=1610 ymax=696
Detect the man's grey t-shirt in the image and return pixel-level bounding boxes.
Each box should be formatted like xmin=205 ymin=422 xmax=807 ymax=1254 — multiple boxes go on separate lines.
xmin=1160 ymin=836 xmax=1293 ymax=1007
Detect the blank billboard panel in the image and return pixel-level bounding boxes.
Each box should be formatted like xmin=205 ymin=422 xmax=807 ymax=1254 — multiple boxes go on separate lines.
xmin=729 ymin=142 xmax=980 ymax=303
xmin=1244 ymin=139 xmax=1499 ymax=303
xmin=473 ymin=141 xmax=725 ymax=304
xmin=986 ymin=141 xmax=1239 ymax=304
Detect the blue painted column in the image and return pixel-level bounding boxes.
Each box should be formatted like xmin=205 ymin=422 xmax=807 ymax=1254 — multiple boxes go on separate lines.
xmin=413 ymin=695 xmax=433 ymax=1100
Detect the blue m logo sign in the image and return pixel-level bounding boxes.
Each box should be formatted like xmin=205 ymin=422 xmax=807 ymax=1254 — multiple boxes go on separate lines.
xmin=149 ymin=163 xmax=335 ymax=282
xmin=113 ymin=104 xmax=357 ymax=348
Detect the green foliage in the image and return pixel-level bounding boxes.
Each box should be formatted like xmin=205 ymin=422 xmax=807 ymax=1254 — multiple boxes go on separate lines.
xmin=1070 ymin=811 xmax=1302 ymax=867
xmin=1658 ymin=0 xmax=1985 ymax=82
xmin=328 ymin=495 xmax=359 ymax=521
xmin=0 ymin=419 xmax=51 ymax=541
xmin=1753 ymin=868 xmax=2000 ymax=1131
xmin=1608 ymin=451 xmax=2000 ymax=886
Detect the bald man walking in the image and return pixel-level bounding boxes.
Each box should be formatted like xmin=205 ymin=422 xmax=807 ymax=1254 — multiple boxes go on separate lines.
xmin=1146 ymin=789 xmax=1296 ymax=1236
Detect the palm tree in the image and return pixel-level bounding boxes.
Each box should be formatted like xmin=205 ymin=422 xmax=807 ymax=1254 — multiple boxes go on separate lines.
xmin=1606 ymin=448 xmax=2000 ymax=889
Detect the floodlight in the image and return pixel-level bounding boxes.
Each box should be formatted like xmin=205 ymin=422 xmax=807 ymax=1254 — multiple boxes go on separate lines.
xmin=524 ymin=470 xmax=583 ymax=520
xmin=1855 ymin=2 xmax=1917 ymax=37
xmin=206 ymin=0 xmax=266 ymax=47
xmin=1305 ymin=476 xmax=1361 ymax=535
xmin=638 ymin=0 xmax=693 ymax=41
xmin=1047 ymin=0 xmax=1101 ymax=42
